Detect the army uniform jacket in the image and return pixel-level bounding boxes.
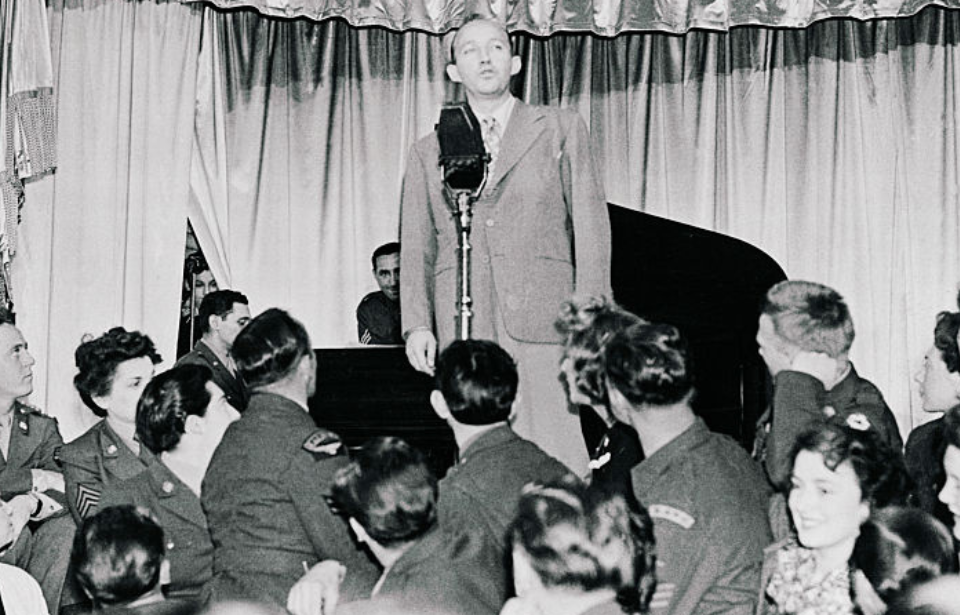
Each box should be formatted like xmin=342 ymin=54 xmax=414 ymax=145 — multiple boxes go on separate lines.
xmin=60 ymin=420 xmax=151 ymax=523
xmin=175 ymin=341 xmax=249 ymax=412
xmin=201 ymin=392 xmax=378 ymax=606
xmin=100 ymin=457 xmax=212 ymax=599
xmin=754 ymin=365 xmax=904 ymax=487
xmin=356 ymin=291 xmax=402 ymax=345
xmin=632 ymin=418 xmax=771 ymax=615
xmin=0 ymin=402 xmax=65 ymax=511
xmin=437 ymin=424 xmax=568 ymax=551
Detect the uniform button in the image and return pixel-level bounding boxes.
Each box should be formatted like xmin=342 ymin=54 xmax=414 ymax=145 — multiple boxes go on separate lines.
xmin=106 ymin=445 xmax=117 ymax=455
xmin=481 ymin=255 xmax=490 ymax=264
xmin=485 ymin=219 xmax=495 ymax=227
xmin=166 ymin=541 xmax=175 ymax=550
xmin=162 ymin=481 xmax=174 ymax=493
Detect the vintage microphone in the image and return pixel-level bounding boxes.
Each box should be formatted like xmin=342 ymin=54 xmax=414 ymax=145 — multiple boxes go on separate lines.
xmin=437 ymin=103 xmax=490 ymax=340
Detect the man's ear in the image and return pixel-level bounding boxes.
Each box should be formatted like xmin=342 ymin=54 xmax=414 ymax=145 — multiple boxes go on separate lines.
xmin=209 ymin=314 xmax=223 ymax=334
xmin=446 ymin=63 xmax=463 ymax=83
xmin=510 ymin=55 xmax=521 ymax=76
xmin=184 ymin=413 xmax=204 ymax=435
xmin=430 ymin=390 xmax=450 ymax=420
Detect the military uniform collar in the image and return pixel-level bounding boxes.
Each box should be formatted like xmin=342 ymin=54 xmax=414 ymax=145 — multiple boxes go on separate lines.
xmin=247 ymin=391 xmax=312 ymax=417
xmin=825 ymin=362 xmax=857 ymax=400
xmin=632 ymin=417 xmax=709 ymax=486
xmin=458 ymin=423 xmax=513 ymax=463
xmin=98 ymin=420 xmax=150 ymax=461
xmin=145 ymin=458 xmax=190 ymax=500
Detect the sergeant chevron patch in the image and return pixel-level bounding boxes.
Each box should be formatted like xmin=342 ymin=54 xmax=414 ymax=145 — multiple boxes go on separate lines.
xmin=75 ymin=483 xmax=101 ymax=519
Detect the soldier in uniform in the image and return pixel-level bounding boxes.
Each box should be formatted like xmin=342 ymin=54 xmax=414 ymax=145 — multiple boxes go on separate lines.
xmin=100 ymin=364 xmax=239 ymax=600
xmin=176 ymin=289 xmax=252 ymax=412
xmin=202 ymin=308 xmax=379 ymax=606
xmin=356 ymin=242 xmax=402 ymax=345
xmin=0 ymin=308 xmax=75 ymax=613
xmin=604 ymin=321 xmax=772 ymax=615
xmin=60 ymin=327 xmax=162 ymax=523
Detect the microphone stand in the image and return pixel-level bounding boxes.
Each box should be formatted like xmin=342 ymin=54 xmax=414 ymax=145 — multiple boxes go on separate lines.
xmin=442 ymin=172 xmax=487 ymax=340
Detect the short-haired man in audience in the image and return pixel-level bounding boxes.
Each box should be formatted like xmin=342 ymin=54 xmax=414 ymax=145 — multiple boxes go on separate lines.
xmin=604 ymin=321 xmax=771 ymax=615
xmin=357 ymin=242 xmax=402 ymax=345
xmin=176 ymin=289 xmax=251 ymax=412
xmin=430 ymin=339 xmax=567 ymax=554
xmin=753 ymin=280 xmax=903 ymax=487
xmin=288 ymin=437 xmax=504 ymax=615
xmin=0 ymin=308 xmax=75 ymax=613
xmin=72 ymin=505 xmax=195 ymax=614
xmin=202 ymin=308 xmax=378 ymax=606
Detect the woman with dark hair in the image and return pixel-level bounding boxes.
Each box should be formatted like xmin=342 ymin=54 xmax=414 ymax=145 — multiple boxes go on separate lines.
xmin=60 ymin=327 xmax=162 ymax=522
xmin=555 ymin=296 xmax=644 ymax=493
xmin=99 ymin=364 xmax=239 ymax=599
xmin=851 ymin=506 xmax=957 ymax=615
xmin=759 ymin=420 xmax=911 ymax=615
xmin=503 ymin=474 xmax=656 ymax=615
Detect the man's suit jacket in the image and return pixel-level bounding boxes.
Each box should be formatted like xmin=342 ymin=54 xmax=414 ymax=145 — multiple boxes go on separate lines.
xmin=175 ymin=341 xmax=249 ymax=412
xmin=400 ymin=100 xmax=611 ymax=344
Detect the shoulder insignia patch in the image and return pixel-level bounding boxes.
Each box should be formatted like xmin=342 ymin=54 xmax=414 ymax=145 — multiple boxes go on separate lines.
xmin=76 ymin=483 xmax=102 ymax=519
xmin=649 ymin=504 xmax=695 ymax=529
xmin=303 ymin=430 xmax=342 ymax=457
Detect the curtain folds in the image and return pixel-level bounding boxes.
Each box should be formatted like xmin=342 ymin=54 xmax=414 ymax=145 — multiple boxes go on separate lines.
xmin=181 ymin=0 xmax=960 ymax=35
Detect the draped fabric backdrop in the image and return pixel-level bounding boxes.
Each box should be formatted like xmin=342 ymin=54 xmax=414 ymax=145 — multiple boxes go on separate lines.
xmin=14 ymin=0 xmax=960 ymax=439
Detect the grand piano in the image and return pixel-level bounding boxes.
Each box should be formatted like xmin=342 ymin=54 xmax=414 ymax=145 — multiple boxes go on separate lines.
xmin=309 ymin=204 xmax=787 ymax=478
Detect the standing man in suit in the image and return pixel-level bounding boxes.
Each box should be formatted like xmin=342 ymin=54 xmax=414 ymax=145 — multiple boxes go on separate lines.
xmin=177 ymin=289 xmax=251 ymax=412
xmin=400 ymin=15 xmax=611 ymax=474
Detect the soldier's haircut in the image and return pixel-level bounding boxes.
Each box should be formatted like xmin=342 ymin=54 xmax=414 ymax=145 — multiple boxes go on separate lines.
xmin=232 ymin=308 xmax=312 ymax=389
xmin=371 ymin=242 xmax=400 ymax=270
xmin=0 ymin=307 xmax=14 ymax=326
xmin=762 ymin=280 xmax=855 ymax=357
xmin=603 ymin=321 xmax=694 ymax=408
xmin=331 ymin=436 xmax=437 ymax=549
xmin=434 ymin=339 xmax=518 ymax=425
xmin=72 ymin=505 xmax=164 ymax=606
xmin=197 ymin=289 xmax=249 ymax=336
xmin=136 ymin=364 xmax=214 ymax=455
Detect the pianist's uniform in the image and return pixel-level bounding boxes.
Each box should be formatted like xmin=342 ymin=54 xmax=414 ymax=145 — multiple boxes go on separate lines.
xmin=400 ymin=98 xmax=611 ymax=475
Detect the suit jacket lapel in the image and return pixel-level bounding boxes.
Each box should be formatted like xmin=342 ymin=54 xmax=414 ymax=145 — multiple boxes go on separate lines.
xmin=485 ymin=101 xmax=547 ymax=190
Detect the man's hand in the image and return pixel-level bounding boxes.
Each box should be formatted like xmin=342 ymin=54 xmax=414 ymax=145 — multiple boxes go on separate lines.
xmin=0 ymin=504 xmax=16 ymax=554
xmin=286 ymin=560 xmax=346 ymax=615
xmin=31 ymin=469 xmax=65 ymax=494
xmin=405 ymin=329 xmax=437 ymax=376
xmin=6 ymin=495 xmax=36 ymax=542
xmin=790 ymin=351 xmax=839 ymax=388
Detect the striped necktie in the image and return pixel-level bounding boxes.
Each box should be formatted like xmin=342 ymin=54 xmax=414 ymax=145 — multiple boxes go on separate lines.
xmin=481 ymin=117 xmax=502 ymax=169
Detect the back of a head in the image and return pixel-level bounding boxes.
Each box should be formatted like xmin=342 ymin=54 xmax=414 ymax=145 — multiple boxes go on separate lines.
xmin=0 ymin=308 xmax=15 ymax=327
xmin=72 ymin=505 xmax=165 ymax=606
xmin=434 ymin=339 xmax=518 ymax=425
xmin=854 ymin=506 xmax=957 ymax=605
xmin=933 ymin=310 xmax=960 ymax=374
xmin=603 ymin=322 xmax=694 ymax=408
xmin=331 ymin=436 xmax=437 ymax=549
xmin=509 ymin=474 xmax=656 ymax=613
xmin=136 ymin=364 xmax=214 ymax=455
xmin=197 ymin=290 xmax=249 ymax=336
xmin=231 ymin=308 xmax=311 ymax=389
xmin=762 ymin=280 xmax=855 ymax=357
xmin=555 ymin=296 xmax=646 ymax=406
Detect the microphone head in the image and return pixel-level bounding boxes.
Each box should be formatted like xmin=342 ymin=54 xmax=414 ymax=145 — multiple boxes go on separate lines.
xmin=437 ymin=103 xmax=488 ymax=191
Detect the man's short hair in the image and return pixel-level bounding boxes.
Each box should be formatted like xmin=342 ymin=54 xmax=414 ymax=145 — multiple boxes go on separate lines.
xmin=136 ymin=364 xmax=214 ymax=455
xmin=232 ymin=308 xmax=312 ymax=389
xmin=330 ymin=436 xmax=437 ymax=549
xmin=603 ymin=322 xmax=694 ymax=408
xmin=0 ymin=308 xmax=15 ymax=327
xmin=371 ymin=242 xmax=400 ymax=270
xmin=434 ymin=339 xmax=518 ymax=425
xmin=762 ymin=280 xmax=855 ymax=357
xmin=197 ymin=289 xmax=249 ymax=336
xmin=72 ymin=505 xmax=165 ymax=606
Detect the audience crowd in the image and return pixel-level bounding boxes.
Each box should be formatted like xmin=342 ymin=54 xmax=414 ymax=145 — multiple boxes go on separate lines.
xmin=3 ymin=276 xmax=960 ymax=615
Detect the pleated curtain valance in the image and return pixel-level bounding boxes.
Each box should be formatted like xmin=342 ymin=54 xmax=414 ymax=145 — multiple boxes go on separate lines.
xmin=180 ymin=0 xmax=960 ymax=34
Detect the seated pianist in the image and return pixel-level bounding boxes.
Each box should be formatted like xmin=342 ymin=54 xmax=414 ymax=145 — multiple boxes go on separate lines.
xmin=357 ymin=242 xmax=402 ymax=345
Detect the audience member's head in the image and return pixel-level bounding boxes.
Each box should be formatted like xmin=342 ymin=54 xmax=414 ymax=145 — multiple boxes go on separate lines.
xmin=917 ymin=311 xmax=960 ymax=412
xmin=231 ymin=308 xmax=314 ymax=392
xmin=72 ymin=505 xmax=165 ymax=607
xmin=0 ymin=308 xmax=35 ymax=407
xmin=74 ymin=328 xmax=162 ymax=418
xmin=330 ymin=436 xmax=437 ymax=561
xmin=432 ymin=339 xmax=518 ymax=426
xmin=508 ymin=474 xmax=656 ymax=614
xmin=136 ymin=364 xmax=239 ymax=465
xmin=183 ymin=254 xmax=218 ymax=315
xmin=938 ymin=406 xmax=960 ymax=539
xmin=887 ymin=575 xmax=960 ymax=615
xmin=603 ymin=322 xmax=694 ymax=421
xmin=371 ymin=242 xmax=400 ymax=302
xmin=787 ymin=420 xmax=910 ymax=568
xmin=200 ymin=601 xmax=289 ymax=615
xmin=555 ymin=296 xmax=645 ymax=411
xmin=853 ymin=506 xmax=957 ymax=612
xmin=197 ymin=289 xmax=251 ymax=348
xmin=758 ymin=281 xmax=855 ymax=375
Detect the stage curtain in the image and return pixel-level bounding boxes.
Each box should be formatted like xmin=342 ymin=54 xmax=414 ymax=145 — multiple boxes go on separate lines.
xmin=15 ymin=0 xmax=202 ymax=439
xmin=187 ymin=5 xmax=960 ymax=436
xmin=180 ymin=0 xmax=960 ymax=36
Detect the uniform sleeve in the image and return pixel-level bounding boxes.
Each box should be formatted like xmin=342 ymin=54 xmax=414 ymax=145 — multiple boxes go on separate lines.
xmin=560 ymin=113 xmax=612 ymax=300
xmin=0 ymin=417 xmax=64 ymax=499
xmin=60 ymin=442 xmax=104 ymax=523
xmin=766 ymin=371 xmax=826 ymax=487
xmin=286 ymin=450 xmax=380 ymax=601
xmin=399 ymin=142 xmax=438 ymax=337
